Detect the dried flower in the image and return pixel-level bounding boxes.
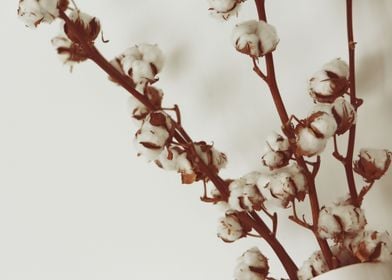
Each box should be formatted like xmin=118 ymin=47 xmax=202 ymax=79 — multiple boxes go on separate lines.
xmin=309 ymin=58 xmax=349 ymax=103
xmin=120 ymin=44 xmax=164 ymax=85
xmin=228 ymin=174 xmax=265 ymax=212
xmin=134 ymin=111 xmax=173 ymax=161
xmin=318 ymin=200 xmax=367 ymax=241
xmin=294 ymin=126 xmax=327 ymax=157
xmin=261 ymin=132 xmax=292 ymax=170
xmin=207 ymin=0 xmax=245 ymax=20
xmin=297 ymin=250 xmax=329 ymax=280
xmin=217 ymin=211 xmax=249 ymax=243
xmin=232 ymin=20 xmax=279 ymax=58
xmin=17 ymin=0 xmax=69 ymax=28
xmin=344 ymin=230 xmax=392 ymax=262
xmin=234 ymin=247 xmax=269 ymax=280
xmin=354 ymin=148 xmax=391 ymax=182
xmin=64 ymin=10 xmax=101 ymax=43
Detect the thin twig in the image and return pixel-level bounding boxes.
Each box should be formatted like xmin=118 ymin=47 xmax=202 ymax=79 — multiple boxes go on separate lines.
xmin=358 ymin=181 xmax=375 ymax=205
xmin=333 ymin=135 xmax=346 ymax=163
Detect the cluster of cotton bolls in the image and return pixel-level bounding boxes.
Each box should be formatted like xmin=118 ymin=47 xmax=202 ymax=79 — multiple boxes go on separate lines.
xmin=18 ymin=0 xmax=69 ymax=27
xmin=234 ymin=247 xmax=271 ymax=280
xmin=295 ymin=59 xmax=356 ymax=157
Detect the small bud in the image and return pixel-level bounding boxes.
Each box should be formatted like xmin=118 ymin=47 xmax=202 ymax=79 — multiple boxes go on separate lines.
xmin=234 ymin=247 xmax=269 ymax=280
xmin=207 ymin=0 xmax=245 ymax=20
xmin=121 ymin=44 xmax=164 ymax=84
xmin=331 ymin=97 xmax=356 ymax=135
xmin=18 ymin=0 xmax=69 ymax=28
xmin=295 ymin=125 xmax=327 ymax=157
xmin=297 ymin=251 xmax=329 ymax=280
xmin=232 ymin=20 xmax=279 ymax=58
xmin=318 ymin=200 xmax=367 ymax=241
xmin=228 ymin=174 xmax=265 ymax=212
xmin=309 ymin=58 xmax=349 ymax=103
xmin=134 ymin=111 xmax=173 ymax=162
xmin=217 ymin=211 xmax=249 ymax=243
xmin=354 ymin=148 xmax=391 ymax=182
xmin=344 ymin=230 xmax=392 ymax=263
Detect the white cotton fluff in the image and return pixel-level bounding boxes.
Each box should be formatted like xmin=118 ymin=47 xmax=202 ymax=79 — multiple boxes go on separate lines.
xmin=156 ymin=146 xmax=193 ymax=174
xmin=234 ymin=247 xmax=269 ymax=280
xmin=208 ymin=0 xmax=243 ymax=20
xmin=228 ymin=176 xmax=264 ymax=212
xmin=297 ymin=251 xmax=329 ymax=280
xmin=232 ymin=20 xmax=279 ymax=57
xmin=261 ymin=150 xmax=287 ymax=170
xmin=318 ymin=202 xmax=367 ymax=240
xmin=308 ymin=111 xmax=338 ymax=139
xmin=134 ymin=112 xmax=172 ymax=162
xmin=266 ymin=132 xmax=290 ymax=152
xmin=266 ymin=171 xmax=296 ymax=208
xmin=345 ymin=230 xmax=392 ymax=262
xmin=359 ymin=149 xmax=390 ymax=171
xmin=295 ymin=126 xmax=328 ymax=157
xmin=309 ymin=59 xmax=349 ymax=103
xmin=18 ymin=0 xmax=66 ymax=28
xmin=121 ymin=44 xmax=164 ymax=84
xmin=217 ymin=213 xmax=244 ymax=242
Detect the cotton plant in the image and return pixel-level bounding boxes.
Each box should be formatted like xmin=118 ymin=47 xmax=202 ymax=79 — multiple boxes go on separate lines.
xmin=17 ymin=0 xmax=392 ymax=280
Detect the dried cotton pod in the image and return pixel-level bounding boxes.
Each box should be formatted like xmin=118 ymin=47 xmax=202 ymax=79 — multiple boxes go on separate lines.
xmin=331 ymin=97 xmax=357 ymax=135
xmin=309 ymin=58 xmax=349 ymax=103
xmin=232 ymin=20 xmax=279 ymax=58
xmin=261 ymin=132 xmax=292 ymax=170
xmin=295 ymin=125 xmax=327 ymax=157
xmin=51 ymin=35 xmax=88 ymax=66
xmin=354 ymin=148 xmax=391 ymax=182
xmin=307 ymin=110 xmax=338 ymax=139
xmin=234 ymin=247 xmax=270 ymax=280
xmin=64 ymin=10 xmax=101 ymax=43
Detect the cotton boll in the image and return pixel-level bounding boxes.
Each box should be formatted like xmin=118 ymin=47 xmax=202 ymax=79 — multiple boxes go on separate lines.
xmin=267 ymin=171 xmax=296 ymax=208
xmin=295 ymin=126 xmax=327 ymax=157
xmin=234 ymin=247 xmax=269 ymax=280
xmin=137 ymin=44 xmax=165 ymax=72
xmin=261 ymin=150 xmax=288 ymax=170
xmin=345 ymin=230 xmax=392 ymax=262
xmin=18 ymin=0 xmax=68 ymax=28
xmin=307 ymin=111 xmax=338 ymax=139
xmin=331 ymin=97 xmax=357 ymax=135
xmin=309 ymin=59 xmax=349 ymax=103
xmin=65 ymin=10 xmax=101 ymax=43
xmin=323 ymin=58 xmax=349 ymax=79
xmin=317 ymin=202 xmax=367 ymax=241
xmin=261 ymin=132 xmax=292 ymax=170
xmin=207 ymin=0 xmax=244 ymax=20
xmin=194 ymin=142 xmax=228 ymax=172
xmin=228 ymin=177 xmax=264 ymax=212
xmin=155 ymin=146 xmax=193 ymax=175
xmin=354 ymin=148 xmax=391 ymax=182
xmin=134 ymin=111 xmax=173 ymax=162
xmin=266 ymin=132 xmax=290 ymax=152
xmin=297 ymin=251 xmax=329 ymax=280
xmin=217 ymin=212 xmax=246 ymax=243
xmin=232 ymin=20 xmax=279 ymax=57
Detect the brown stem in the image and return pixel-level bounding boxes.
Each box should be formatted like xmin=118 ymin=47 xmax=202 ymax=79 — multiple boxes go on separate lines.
xmin=254 ymin=0 xmax=334 ymax=269
xmin=358 ymin=181 xmax=375 ymax=205
xmin=58 ymin=10 xmax=298 ymax=278
xmin=345 ymin=0 xmax=359 ymax=205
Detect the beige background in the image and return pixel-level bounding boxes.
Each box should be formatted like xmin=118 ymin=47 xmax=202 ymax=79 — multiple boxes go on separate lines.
xmin=1 ymin=0 xmax=391 ymax=279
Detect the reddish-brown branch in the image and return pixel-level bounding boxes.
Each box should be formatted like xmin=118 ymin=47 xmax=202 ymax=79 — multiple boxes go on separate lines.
xmin=58 ymin=10 xmax=299 ymax=280
xmin=358 ymin=181 xmax=375 ymax=205
xmin=254 ymin=0 xmax=334 ymax=269
xmin=344 ymin=0 xmax=359 ymax=205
